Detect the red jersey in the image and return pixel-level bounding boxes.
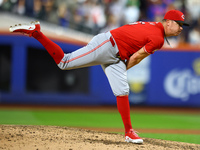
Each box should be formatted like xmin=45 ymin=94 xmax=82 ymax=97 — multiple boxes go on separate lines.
xmin=110 ymin=21 xmax=165 ymax=60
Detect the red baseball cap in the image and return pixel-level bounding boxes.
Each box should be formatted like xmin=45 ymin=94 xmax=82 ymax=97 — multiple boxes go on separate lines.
xmin=164 ymin=10 xmax=189 ymax=26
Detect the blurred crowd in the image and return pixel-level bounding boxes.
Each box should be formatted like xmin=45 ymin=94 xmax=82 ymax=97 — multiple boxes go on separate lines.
xmin=0 ymin=0 xmax=200 ymax=46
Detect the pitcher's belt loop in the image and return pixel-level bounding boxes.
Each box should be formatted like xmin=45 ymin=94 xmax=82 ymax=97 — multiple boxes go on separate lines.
xmin=109 ymin=35 xmax=121 ymax=59
xmin=110 ymin=36 xmax=115 ymax=47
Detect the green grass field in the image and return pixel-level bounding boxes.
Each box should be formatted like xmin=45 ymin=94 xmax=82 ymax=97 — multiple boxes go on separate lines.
xmin=0 ymin=108 xmax=200 ymax=144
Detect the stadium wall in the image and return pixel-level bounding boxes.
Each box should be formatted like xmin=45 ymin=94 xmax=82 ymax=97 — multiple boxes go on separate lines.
xmin=0 ymin=13 xmax=200 ymax=107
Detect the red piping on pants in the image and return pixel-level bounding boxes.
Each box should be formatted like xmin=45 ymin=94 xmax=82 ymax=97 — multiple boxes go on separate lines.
xmin=61 ymin=39 xmax=110 ymax=64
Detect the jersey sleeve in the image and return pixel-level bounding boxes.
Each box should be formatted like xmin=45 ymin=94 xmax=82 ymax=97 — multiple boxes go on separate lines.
xmin=143 ymin=35 xmax=164 ymax=54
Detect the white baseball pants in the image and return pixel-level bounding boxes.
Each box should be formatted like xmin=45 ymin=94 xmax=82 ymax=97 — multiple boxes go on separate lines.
xmin=57 ymin=32 xmax=129 ymax=96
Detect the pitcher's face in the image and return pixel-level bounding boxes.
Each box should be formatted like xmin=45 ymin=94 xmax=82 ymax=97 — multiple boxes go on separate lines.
xmin=165 ymin=20 xmax=183 ymax=37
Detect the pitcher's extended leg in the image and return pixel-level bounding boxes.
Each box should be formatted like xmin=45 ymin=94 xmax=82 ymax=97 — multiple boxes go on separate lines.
xmin=9 ymin=21 xmax=118 ymax=70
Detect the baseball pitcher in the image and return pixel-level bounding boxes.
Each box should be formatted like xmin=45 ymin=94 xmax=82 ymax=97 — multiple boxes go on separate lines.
xmin=9 ymin=10 xmax=189 ymax=144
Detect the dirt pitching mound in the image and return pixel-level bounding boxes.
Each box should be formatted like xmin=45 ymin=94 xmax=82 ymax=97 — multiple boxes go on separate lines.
xmin=0 ymin=125 xmax=199 ymax=150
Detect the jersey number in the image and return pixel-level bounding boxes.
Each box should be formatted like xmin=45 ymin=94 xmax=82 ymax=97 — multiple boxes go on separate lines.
xmin=129 ymin=21 xmax=145 ymax=25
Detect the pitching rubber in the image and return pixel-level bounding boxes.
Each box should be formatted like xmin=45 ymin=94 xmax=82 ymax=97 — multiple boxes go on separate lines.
xmin=125 ymin=136 xmax=143 ymax=144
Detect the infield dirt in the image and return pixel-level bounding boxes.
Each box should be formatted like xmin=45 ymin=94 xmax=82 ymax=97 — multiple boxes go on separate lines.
xmin=0 ymin=125 xmax=200 ymax=150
